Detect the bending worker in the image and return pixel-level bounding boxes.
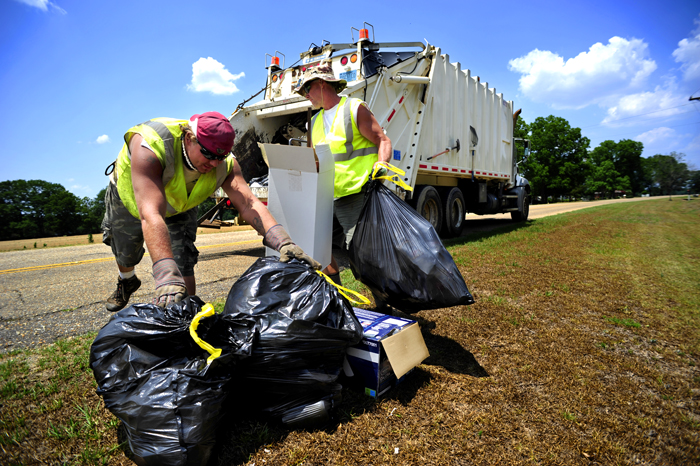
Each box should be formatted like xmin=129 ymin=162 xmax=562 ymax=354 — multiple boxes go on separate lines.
xmin=102 ymin=111 xmax=320 ymax=311
xmin=294 ymin=61 xmax=391 ymax=285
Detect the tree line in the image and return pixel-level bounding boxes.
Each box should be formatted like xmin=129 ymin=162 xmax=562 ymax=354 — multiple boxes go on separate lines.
xmin=0 ymin=180 xmax=106 ymax=241
xmin=515 ymin=115 xmax=700 ymax=201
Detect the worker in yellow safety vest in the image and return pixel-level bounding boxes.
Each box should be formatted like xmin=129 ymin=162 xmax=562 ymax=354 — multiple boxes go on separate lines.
xmin=102 ymin=112 xmax=320 ymax=311
xmin=294 ymin=61 xmax=392 ymax=286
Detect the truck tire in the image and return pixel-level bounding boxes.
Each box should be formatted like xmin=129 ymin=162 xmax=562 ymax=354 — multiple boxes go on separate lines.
xmin=412 ymin=185 xmax=443 ymax=235
xmin=511 ymin=187 xmax=530 ymax=222
xmin=442 ymin=187 xmax=465 ymax=238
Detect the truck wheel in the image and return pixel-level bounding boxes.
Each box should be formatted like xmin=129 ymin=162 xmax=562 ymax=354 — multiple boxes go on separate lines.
xmin=442 ymin=187 xmax=465 ymax=237
xmin=511 ymin=187 xmax=530 ymax=222
xmin=412 ymin=185 xmax=443 ymax=235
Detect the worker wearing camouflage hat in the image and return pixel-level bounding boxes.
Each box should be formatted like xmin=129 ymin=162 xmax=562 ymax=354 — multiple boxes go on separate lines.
xmin=294 ymin=61 xmax=392 ymax=285
xmin=102 ymin=112 xmax=320 ymax=311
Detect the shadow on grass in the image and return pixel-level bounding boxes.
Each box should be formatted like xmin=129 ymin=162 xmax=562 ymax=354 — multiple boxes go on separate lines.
xmin=392 ymin=310 xmax=489 ymax=378
xmin=444 ymin=217 xmax=535 ymax=248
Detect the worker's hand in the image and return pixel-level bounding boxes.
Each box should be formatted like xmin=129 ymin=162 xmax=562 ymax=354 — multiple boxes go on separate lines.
xmin=264 ymin=224 xmax=321 ymax=269
xmin=372 ymin=162 xmax=388 ymax=179
xmin=279 ymin=243 xmax=322 ymax=269
xmin=152 ymin=258 xmax=188 ymax=308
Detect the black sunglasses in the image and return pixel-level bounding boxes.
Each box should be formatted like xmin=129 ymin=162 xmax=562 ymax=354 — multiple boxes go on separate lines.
xmin=303 ymin=81 xmax=315 ymax=95
xmin=197 ymin=139 xmax=228 ymax=161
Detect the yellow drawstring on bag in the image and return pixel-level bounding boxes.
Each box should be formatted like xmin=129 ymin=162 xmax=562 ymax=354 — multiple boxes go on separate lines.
xmin=316 ymin=270 xmax=371 ymax=306
xmin=189 ymin=303 xmax=222 ymax=365
xmin=371 ymin=162 xmax=413 ymax=192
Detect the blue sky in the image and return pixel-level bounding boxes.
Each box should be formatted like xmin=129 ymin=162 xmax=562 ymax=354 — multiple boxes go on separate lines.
xmin=2 ymin=0 xmax=699 ymax=199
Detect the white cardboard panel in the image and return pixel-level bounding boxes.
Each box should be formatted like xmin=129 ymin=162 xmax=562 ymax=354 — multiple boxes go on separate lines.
xmin=260 ymin=143 xmax=334 ymax=268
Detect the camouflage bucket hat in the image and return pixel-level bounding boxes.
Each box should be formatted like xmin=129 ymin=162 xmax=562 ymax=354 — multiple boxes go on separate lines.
xmin=293 ymin=60 xmax=347 ymax=96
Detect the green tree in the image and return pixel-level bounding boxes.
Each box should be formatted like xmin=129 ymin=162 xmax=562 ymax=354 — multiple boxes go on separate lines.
xmin=585 ymin=160 xmax=631 ymax=198
xmin=513 ymin=114 xmax=530 ymax=164
xmin=688 ymin=170 xmax=700 ymax=195
xmin=0 ymin=182 xmax=23 ymax=240
xmin=77 ymin=187 xmax=107 ymax=235
xmin=646 ymin=152 xmax=690 ymax=200
xmin=0 ymin=180 xmax=84 ymax=240
xmin=589 ymin=139 xmax=644 ymax=196
xmin=521 ymin=115 xmax=590 ymax=202
xmin=639 ymin=156 xmax=657 ymax=195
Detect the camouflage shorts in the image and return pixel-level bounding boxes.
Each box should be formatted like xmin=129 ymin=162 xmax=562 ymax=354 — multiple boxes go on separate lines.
xmin=101 ymin=183 xmax=199 ymax=276
xmin=333 ymin=184 xmax=367 ymax=249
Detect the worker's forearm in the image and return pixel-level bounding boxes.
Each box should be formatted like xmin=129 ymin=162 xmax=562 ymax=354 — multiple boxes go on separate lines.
xmin=378 ymin=138 xmax=393 ymax=163
xmin=141 ymin=215 xmax=174 ymax=264
xmin=238 ymin=197 xmax=278 ymax=236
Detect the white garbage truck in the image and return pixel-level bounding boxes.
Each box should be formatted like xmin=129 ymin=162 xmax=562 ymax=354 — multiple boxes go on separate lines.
xmin=227 ymin=24 xmax=531 ymax=237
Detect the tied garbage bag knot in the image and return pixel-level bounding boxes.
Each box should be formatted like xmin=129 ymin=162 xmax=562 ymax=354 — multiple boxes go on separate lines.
xmin=316 ymin=270 xmax=371 ymax=306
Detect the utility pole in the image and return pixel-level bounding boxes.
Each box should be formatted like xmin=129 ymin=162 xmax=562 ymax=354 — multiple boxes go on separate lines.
xmin=691 ymin=96 xmax=700 ymax=101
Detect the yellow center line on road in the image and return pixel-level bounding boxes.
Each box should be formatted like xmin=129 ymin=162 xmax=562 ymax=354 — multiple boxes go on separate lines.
xmin=0 ymin=239 xmax=263 ymax=275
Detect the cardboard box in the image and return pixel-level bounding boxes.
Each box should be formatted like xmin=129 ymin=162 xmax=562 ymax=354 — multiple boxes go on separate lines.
xmin=345 ymin=308 xmax=429 ymax=398
xmin=259 ymin=143 xmax=334 ymax=269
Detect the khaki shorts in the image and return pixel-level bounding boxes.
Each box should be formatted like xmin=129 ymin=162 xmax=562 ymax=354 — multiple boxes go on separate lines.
xmin=101 ymin=183 xmax=199 ymax=276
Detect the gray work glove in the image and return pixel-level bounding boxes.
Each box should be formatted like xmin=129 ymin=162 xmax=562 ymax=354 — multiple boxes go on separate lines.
xmin=152 ymin=258 xmax=188 ymax=308
xmin=263 ymin=224 xmax=322 ymax=270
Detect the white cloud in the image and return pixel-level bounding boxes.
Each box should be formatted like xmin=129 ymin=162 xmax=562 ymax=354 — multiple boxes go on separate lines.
xmin=186 ymin=57 xmax=244 ymax=95
xmin=601 ymin=82 xmax=689 ymax=127
xmin=508 ymin=37 xmax=656 ymax=109
xmin=70 ymin=184 xmax=91 ymax=194
xmin=672 ymin=15 xmax=700 ymax=83
xmin=96 ymin=135 xmax=110 ymax=144
xmin=635 ymin=127 xmax=677 ymax=146
xmin=13 ymin=0 xmax=66 ymax=14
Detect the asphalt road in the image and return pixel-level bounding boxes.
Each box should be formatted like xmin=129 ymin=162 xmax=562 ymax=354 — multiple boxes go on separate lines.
xmin=0 ymin=197 xmax=654 ymax=353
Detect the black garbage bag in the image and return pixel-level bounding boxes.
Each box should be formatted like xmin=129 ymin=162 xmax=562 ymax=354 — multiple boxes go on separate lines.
xmin=90 ymin=296 xmax=255 ymax=466
xmin=349 ymin=180 xmax=475 ymax=312
xmin=222 ymin=257 xmax=363 ymax=425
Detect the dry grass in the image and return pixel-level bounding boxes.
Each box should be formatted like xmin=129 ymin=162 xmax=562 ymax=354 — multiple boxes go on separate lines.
xmin=0 ymin=225 xmax=253 ymax=252
xmin=1 ymin=198 xmax=698 ymax=465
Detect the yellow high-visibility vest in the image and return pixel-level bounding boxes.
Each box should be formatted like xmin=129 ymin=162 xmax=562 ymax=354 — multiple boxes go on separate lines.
xmin=311 ymin=97 xmax=378 ymax=198
xmin=114 ymin=118 xmax=234 ymax=218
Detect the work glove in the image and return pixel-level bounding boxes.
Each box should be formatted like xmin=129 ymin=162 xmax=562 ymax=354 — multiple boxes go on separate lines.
xmin=263 ymin=224 xmax=322 ymax=270
xmin=372 ymin=161 xmax=388 ymax=179
xmin=152 ymin=258 xmax=188 ymax=308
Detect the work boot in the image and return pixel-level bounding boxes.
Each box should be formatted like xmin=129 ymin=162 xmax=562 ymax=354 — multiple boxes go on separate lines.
xmin=105 ymin=275 xmax=141 ymax=312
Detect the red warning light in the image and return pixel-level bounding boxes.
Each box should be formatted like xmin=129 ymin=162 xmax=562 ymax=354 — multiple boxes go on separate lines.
xmin=340 ymin=56 xmax=348 ymax=66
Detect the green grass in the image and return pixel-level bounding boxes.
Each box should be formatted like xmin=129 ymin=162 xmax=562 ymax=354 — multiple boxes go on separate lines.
xmin=605 ymin=316 xmax=642 ymax=328
xmin=0 ymin=333 xmax=125 ymax=464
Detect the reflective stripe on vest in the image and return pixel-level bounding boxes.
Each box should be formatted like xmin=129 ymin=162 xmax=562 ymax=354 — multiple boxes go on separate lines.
xmin=115 ymin=118 xmax=234 ymax=218
xmin=311 ymin=97 xmax=378 ymax=198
